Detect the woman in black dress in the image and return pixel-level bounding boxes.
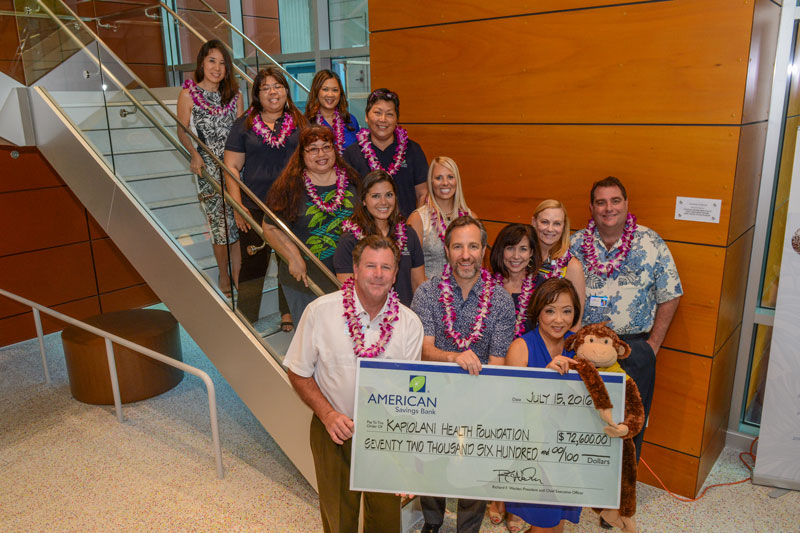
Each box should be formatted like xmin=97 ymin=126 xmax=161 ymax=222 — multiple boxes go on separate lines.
xmin=223 ymin=67 xmax=307 ymax=324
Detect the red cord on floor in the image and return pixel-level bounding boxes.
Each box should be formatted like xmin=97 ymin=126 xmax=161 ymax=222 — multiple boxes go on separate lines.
xmin=639 ymin=437 xmax=758 ymax=503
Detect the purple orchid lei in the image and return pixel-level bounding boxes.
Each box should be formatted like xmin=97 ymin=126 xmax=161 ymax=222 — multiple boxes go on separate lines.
xmin=439 ymin=264 xmax=495 ymax=350
xmin=303 ymin=166 xmax=348 ymax=214
xmin=356 ymin=126 xmax=408 ymax=176
xmin=252 ymin=112 xmax=295 ymax=148
xmin=342 ymin=276 xmax=400 ymax=358
xmin=317 ymin=109 xmax=346 ymax=154
xmin=581 ymin=213 xmax=638 ymax=277
xmin=182 ymin=79 xmax=239 ymax=116
xmin=341 ymin=219 xmax=408 ymax=252
xmin=495 ymin=272 xmax=536 ymax=337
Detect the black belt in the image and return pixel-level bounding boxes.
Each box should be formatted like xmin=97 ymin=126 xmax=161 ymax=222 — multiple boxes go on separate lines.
xmin=619 ymin=332 xmax=649 ymax=341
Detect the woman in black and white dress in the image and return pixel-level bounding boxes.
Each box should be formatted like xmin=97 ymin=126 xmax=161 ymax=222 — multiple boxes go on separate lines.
xmin=177 ymin=39 xmax=244 ymax=297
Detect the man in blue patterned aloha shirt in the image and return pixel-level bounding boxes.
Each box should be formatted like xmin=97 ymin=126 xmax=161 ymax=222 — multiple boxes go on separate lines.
xmin=411 ymin=215 xmax=515 ymax=533
xmin=570 ymin=176 xmax=682 ymax=461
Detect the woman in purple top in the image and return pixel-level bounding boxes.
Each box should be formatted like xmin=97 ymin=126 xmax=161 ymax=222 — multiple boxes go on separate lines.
xmin=503 ymin=278 xmax=584 ymax=533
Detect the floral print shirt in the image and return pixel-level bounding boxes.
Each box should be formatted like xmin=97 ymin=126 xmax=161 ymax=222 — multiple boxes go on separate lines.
xmin=570 ymin=224 xmax=682 ymax=335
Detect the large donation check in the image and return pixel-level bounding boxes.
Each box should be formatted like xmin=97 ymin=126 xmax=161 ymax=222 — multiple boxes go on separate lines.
xmin=351 ymin=360 xmax=625 ymax=508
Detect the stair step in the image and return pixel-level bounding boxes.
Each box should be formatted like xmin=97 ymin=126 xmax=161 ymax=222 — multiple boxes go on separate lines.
xmin=104 ymin=146 xmax=178 ymax=157
xmin=128 ymin=173 xmax=197 ymax=206
xmin=173 ymin=224 xmax=209 ymax=239
xmin=148 ymin=195 xmax=198 ymax=210
xmin=124 ymin=170 xmax=193 ymax=182
xmin=114 ymin=150 xmax=188 ymax=178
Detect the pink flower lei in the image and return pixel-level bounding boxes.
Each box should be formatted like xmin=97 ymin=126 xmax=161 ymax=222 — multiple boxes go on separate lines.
xmin=356 ymin=126 xmax=408 ymax=176
xmin=432 ymin=208 xmax=469 ymax=245
xmin=341 ymin=219 xmax=408 ymax=252
xmin=182 ymin=79 xmax=239 ymax=116
xmin=439 ymin=264 xmax=495 ymax=350
xmin=543 ymin=251 xmax=572 ymax=280
xmin=317 ymin=109 xmax=346 ymax=154
xmin=252 ymin=112 xmax=296 ymax=148
xmin=304 ymin=166 xmax=349 ymax=214
xmin=341 ymin=276 xmax=400 ymax=358
xmin=581 ymin=213 xmax=638 ymax=277
xmin=494 ymin=272 xmax=536 ymax=337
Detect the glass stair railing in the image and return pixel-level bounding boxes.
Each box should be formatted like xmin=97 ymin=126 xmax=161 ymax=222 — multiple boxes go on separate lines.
xmin=15 ymin=0 xmax=336 ymax=341
xmin=12 ymin=0 xmax=335 ymax=487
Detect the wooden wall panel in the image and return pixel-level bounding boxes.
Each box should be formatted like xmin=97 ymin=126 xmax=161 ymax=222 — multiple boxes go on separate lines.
xmin=407 ymin=124 xmax=739 ymax=246
xmin=483 ymin=221 xmax=507 ymax=251
xmin=729 ymin=123 xmax=767 ymax=244
xmin=702 ymin=326 xmax=741 ymax=456
xmin=0 ymin=60 xmax=24 ymax=84
xmin=369 ymin=0 xmax=637 ymax=31
xmin=0 ymin=15 xmax=18 ymax=61
xmin=0 ymin=187 xmax=88 ymax=256
xmin=99 ymin=284 xmax=158 ymax=313
xmin=99 ymin=19 xmax=165 ymax=65
xmin=696 ymin=419 xmax=727 ymax=496
xmin=639 ymin=443 xmax=699 ymax=498
xmin=662 ymin=242 xmax=724 ymax=355
xmin=242 ymin=16 xmax=281 ymax=56
xmin=128 ymin=64 xmax=167 ymax=89
xmin=645 ymin=349 xmax=711 ymax=456
xmin=88 ymin=214 xmax=107 ymax=239
xmin=0 ymin=297 xmax=101 ymax=347
xmin=92 ymin=1 xmax=152 ymax=17
xmin=92 ymin=237 xmax=145 ymax=293
xmin=243 ymin=0 xmax=278 ymax=19
xmin=0 ymin=147 xmax=64 ymax=193
xmin=741 ymin=0 xmax=781 ymax=124
xmin=371 ymin=0 xmax=753 ymax=124
xmin=714 ymin=230 xmax=753 ymax=353
xmin=0 ymin=243 xmax=97 ymax=318
xmin=177 ymin=0 xmax=228 ymax=11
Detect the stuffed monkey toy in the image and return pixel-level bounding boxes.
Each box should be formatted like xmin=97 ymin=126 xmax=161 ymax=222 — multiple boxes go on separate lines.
xmin=564 ymin=323 xmax=645 ymax=533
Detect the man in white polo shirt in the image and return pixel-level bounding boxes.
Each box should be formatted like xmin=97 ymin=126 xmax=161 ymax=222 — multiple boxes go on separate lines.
xmin=284 ymin=234 xmax=424 ymax=533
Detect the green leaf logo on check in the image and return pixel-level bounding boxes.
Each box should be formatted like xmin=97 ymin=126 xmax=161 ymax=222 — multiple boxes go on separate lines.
xmin=409 ymin=375 xmax=426 ymax=393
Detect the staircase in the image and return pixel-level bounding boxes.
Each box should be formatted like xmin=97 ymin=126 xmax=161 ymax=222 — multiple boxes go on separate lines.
xmin=8 ymin=0 xmax=334 ymax=487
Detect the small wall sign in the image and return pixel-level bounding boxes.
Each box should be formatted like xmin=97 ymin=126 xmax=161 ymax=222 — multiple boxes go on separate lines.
xmin=675 ymin=197 xmax=721 ymax=223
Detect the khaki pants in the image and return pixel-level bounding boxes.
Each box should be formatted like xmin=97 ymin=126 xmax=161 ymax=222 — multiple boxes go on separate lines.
xmin=310 ymin=415 xmax=401 ymax=533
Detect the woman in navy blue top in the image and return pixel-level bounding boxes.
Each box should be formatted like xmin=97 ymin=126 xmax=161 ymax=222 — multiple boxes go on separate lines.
xmin=502 ymin=278 xmax=584 ymax=533
xmin=304 ymin=69 xmax=360 ymax=153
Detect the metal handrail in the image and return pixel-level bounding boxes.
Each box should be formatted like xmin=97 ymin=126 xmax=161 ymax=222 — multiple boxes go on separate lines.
xmin=192 ymin=0 xmax=309 ymax=93
xmin=32 ymin=0 xmax=339 ymax=292
xmin=0 ymin=287 xmax=225 ymax=479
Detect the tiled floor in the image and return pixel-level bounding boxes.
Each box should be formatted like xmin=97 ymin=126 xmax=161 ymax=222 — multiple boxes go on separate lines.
xmin=1 ymin=330 xmax=797 ymax=532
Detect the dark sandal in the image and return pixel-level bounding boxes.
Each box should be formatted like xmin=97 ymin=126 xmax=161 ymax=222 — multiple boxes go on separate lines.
xmin=280 ymin=321 xmax=294 ymax=332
